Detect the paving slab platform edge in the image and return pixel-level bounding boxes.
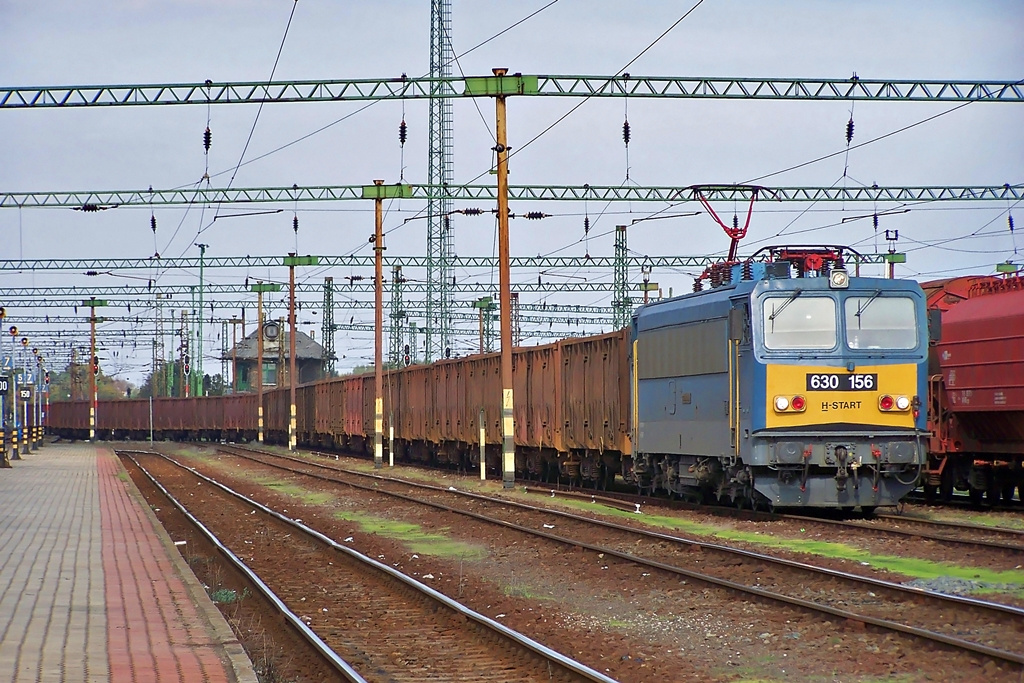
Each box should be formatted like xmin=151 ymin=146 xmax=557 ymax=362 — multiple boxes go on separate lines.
xmin=110 ymin=448 xmax=259 ymax=683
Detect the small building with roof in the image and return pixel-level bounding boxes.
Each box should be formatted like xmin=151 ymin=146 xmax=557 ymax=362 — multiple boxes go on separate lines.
xmin=227 ymin=321 xmax=325 ymax=391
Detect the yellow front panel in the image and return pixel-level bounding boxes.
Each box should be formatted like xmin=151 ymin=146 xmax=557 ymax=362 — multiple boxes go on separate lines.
xmin=765 ymin=363 xmax=917 ymax=429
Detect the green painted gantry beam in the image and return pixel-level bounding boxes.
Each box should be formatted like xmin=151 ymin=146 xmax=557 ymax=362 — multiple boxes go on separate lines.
xmin=2 ymin=75 xmax=1022 ymax=109
xmin=0 ymin=252 xmax=890 ymax=272
xmin=1 ymin=301 xmax=615 ymax=323
xmin=0 ymin=282 xmax=629 ymax=301
xmin=2 ymin=184 xmax=1019 ymax=209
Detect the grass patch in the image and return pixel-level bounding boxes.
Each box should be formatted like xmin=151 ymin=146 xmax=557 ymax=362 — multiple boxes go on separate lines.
xmin=255 ymin=477 xmax=333 ymax=506
xmin=333 ymin=509 xmax=487 ymax=560
xmin=526 ymin=494 xmax=1024 ymax=589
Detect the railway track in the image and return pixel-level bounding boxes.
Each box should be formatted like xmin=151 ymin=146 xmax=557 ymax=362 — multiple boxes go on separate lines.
xmin=532 ymin=486 xmax=1024 ymax=555
xmin=857 ymin=511 xmax=1024 ymax=551
xmin=205 ymin=443 xmax=1024 ymax=672
xmin=120 ymin=448 xmax=618 ymax=683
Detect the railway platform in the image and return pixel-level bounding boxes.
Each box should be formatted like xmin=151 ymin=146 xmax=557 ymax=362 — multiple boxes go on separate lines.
xmin=0 ymin=442 xmax=257 ymax=683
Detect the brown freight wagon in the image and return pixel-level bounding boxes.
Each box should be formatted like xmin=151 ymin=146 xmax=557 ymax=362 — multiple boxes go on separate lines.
xmin=47 ymin=329 xmax=633 ymax=486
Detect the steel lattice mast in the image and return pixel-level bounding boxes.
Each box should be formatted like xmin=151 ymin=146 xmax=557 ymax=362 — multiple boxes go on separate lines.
xmin=427 ymin=0 xmax=455 ymax=362
xmin=321 ymin=277 xmax=335 ymax=376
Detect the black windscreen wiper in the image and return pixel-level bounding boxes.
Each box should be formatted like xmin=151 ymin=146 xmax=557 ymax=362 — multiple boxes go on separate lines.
xmin=854 ymin=289 xmax=883 ymax=328
xmin=768 ymin=288 xmax=803 ymax=331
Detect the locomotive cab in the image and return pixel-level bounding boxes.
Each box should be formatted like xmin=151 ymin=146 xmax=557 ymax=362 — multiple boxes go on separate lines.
xmin=630 ymin=246 xmax=929 ymax=510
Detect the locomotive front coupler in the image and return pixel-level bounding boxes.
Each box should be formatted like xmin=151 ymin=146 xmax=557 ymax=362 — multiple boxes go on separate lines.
xmin=834 ymin=445 xmax=850 ymax=493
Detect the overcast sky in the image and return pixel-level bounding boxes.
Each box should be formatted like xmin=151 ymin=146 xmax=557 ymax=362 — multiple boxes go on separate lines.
xmin=1 ymin=0 xmax=1021 ymax=384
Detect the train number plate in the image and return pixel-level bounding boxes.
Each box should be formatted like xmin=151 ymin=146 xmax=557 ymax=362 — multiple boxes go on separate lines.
xmin=805 ymin=373 xmax=877 ymax=391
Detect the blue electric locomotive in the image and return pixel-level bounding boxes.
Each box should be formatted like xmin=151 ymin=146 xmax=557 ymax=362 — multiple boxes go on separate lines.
xmin=628 ymin=246 xmax=930 ymax=510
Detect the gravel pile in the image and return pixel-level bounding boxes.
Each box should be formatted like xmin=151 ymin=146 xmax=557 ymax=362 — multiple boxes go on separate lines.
xmin=904 ymin=576 xmax=1017 ymax=596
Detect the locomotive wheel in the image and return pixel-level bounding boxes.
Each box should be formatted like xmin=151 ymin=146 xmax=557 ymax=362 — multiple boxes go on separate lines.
xmin=939 ymin=469 xmax=954 ymax=502
xmin=923 ymin=484 xmax=937 ymax=503
xmin=861 ymin=506 xmax=877 ymax=517
xmin=1001 ymin=482 xmax=1018 ymax=505
xmin=987 ymin=483 xmax=1002 ymax=507
xmin=968 ymin=487 xmax=984 ymax=506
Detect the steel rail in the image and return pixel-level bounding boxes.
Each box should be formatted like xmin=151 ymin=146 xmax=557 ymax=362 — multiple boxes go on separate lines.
xmin=118 ymin=450 xmax=367 ymax=683
xmin=216 ymin=444 xmax=1024 ymax=667
xmin=140 ymin=447 xmax=619 ymax=683
xmin=871 ymin=512 xmax=1024 ymax=545
xmin=534 ymin=486 xmax=1024 ymax=555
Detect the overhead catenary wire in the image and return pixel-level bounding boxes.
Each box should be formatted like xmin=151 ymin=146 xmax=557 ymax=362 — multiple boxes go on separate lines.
xmin=170 ymin=0 xmax=300 ymax=259
xmin=168 ymin=2 xmax=561 ymax=193
xmin=466 ymin=0 xmax=708 ymax=185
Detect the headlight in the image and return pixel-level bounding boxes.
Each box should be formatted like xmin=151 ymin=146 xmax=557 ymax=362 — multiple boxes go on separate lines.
xmin=829 ymin=269 xmax=849 ymax=289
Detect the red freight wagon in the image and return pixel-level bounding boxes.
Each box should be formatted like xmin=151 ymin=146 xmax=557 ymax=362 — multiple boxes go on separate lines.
xmin=924 ymin=275 xmax=1024 ymax=504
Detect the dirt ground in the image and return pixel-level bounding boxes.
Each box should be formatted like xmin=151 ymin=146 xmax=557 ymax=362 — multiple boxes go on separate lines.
xmin=139 ymin=446 xmax=1023 ymax=683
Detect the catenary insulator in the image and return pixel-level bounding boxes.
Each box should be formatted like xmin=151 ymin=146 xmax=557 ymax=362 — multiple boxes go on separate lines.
xmin=524 ymin=212 xmax=547 ymax=220
xmin=462 ymin=208 xmax=483 ymax=216
xmin=1009 ymin=214 xmax=1015 ymax=232
xmin=622 ymin=119 xmax=631 ymax=146
xmin=846 ymin=117 xmax=855 ymax=145
xmin=399 ymin=119 xmax=408 ymax=146
xmin=150 ymin=215 xmax=157 ymax=232
xmin=584 ymin=216 xmax=590 ymax=233
xmin=873 ymin=213 xmax=879 ymax=230
xmin=203 ymin=127 xmax=212 ymax=152
xmin=293 ymin=215 xmax=299 ymax=233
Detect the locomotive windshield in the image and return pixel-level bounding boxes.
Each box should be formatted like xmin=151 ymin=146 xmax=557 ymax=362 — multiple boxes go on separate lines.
xmin=844 ymin=295 xmax=918 ymax=349
xmin=762 ymin=296 xmax=837 ymax=349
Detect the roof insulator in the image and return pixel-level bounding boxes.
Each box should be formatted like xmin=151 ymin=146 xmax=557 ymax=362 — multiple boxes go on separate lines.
xmin=399 ymin=119 xmax=408 ymax=146
xmin=732 ymin=214 xmax=739 ymax=230
xmin=846 ymin=117 xmax=855 ymax=145
xmin=203 ymin=127 xmax=212 ymax=152
xmin=622 ymin=119 xmax=631 ymax=146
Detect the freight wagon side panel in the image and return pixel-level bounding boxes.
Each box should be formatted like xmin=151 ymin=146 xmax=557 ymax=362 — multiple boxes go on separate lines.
xmin=938 ymin=279 xmax=1024 ymax=446
xmin=361 ymin=374 xmax=376 ymax=441
xmin=342 ymin=376 xmax=363 ymax=438
xmin=561 ymin=330 xmax=631 ymax=455
xmin=516 ymin=344 xmax=557 ymax=450
xmin=466 ymin=355 xmax=501 ymax=445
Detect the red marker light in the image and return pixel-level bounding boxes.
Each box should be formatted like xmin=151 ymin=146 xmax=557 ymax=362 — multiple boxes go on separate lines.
xmin=879 ymin=395 xmax=895 ymax=411
xmin=791 ymin=395 xmax=806 ymax=411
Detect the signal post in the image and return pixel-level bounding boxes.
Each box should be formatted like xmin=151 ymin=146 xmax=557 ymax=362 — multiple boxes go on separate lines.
xmin=464 ymin=68 xmax=538 ymax=488
xmin=251 ymin=282 xmax=281 ymax=444
xmin=361 ymin=181 xmax=411 ymax=469
xmin=284 ymin=255 xmax=318 ymax=451
xmin=85 ymin=297 xmax=106 ymax=441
